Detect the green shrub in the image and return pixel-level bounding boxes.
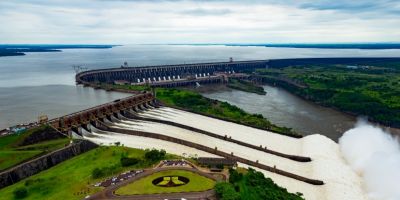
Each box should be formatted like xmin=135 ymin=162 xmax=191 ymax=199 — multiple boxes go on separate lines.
xmin=92 ymin=168 xmax=104 ymax=179
xmin=91 ymin=165 xmax=119 ymax=179
xmin=228 ymin=168 xmax=243 ymax=183
xmin=120 ymin=157 xmax=140 ymax=167
xmin=215 ymin=182 xmax=240 ymax=200
xmin=13 ymin=187 xmax=28 ymax=199
xmin=144 ymin=149 xmax=166 ymax=161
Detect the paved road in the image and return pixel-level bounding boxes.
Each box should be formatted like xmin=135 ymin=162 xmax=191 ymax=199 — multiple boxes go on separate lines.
xmin=87 ymin=167 xmax=218 ymax=200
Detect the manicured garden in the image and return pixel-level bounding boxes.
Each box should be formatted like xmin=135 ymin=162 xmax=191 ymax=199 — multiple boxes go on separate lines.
xmin=0 ymin=146 xmax=176 ymax=200
xmin=115 ymin=169 xmax=215 ymax=195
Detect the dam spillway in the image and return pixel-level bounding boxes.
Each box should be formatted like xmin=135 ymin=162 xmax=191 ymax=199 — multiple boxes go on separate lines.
xmin=43 ymin=87 xmax=366 ymax=199
xmin=74 ymin=106 xmax=366 ymax=200
xmin=63 ymin=59 xmax=373 ymax=200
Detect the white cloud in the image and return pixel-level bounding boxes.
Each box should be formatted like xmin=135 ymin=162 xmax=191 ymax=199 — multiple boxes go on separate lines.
xmin=0 ymin=0 xmax=399 ymax=44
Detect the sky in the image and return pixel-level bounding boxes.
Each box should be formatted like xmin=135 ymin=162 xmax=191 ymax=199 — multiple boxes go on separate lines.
xmin=0 ymin=0 xmax=399 ymax=44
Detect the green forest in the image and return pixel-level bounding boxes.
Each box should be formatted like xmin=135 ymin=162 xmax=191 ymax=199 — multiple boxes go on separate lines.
xmin=255 ymin=63 xmax=400 ymax=127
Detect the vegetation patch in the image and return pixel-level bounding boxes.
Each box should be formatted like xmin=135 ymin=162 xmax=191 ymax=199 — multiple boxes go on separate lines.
xmin=255 ymin=63 xmax=400 ymax=127
xmin=0 ymin=126 xmax=69 ymax=171
xmin=0 ymin=146 xmax=177 ymax=200
xmin=13 ymin=187 xmax=28 ymax=199
xmin=215 ymin=168 xmax=304 ymax=200
xmin=227 ymin=79 xmax=266 ymax=95
xmin=155 ymin=88 xmax=298 ymax=137
xmin=115 ymin=169 xmax=215 ymax=195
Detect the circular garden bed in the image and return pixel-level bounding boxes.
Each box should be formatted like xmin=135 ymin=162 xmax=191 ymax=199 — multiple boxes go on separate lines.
xmin=114 ymin=169 xmax=215 ymax=195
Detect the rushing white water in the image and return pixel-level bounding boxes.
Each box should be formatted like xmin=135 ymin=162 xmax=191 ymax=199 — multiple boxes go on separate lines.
xmin=138 ymin=107 xmax=304 ymax=155
xmin=82 ymin=127 xmax=219 ymax=159
xmin=112 ymin=119 xmax=314 ymax=177
xmin=118 ymin=107 xmax=365 ymax=200
xmin=79 ymin=106 xmax=368 ymax=200
xmin=340 ymin=120 xmax=400 ymax=200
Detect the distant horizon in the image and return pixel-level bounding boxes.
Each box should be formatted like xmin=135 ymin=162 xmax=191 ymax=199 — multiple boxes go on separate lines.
xmin=2 ymin=42 xmax=400 ymax=45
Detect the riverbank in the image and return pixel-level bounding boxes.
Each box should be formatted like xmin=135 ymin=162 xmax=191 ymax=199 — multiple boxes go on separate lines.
xmin=253 ymin=64 xmax=400 ymax=129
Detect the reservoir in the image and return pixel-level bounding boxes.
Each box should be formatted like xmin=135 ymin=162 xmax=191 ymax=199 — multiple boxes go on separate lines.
xmin=202 ymin=85 xmax=356 ymax=141
xmin=1 ymin=44 xmax=399 ymax=131
xmin=0 ymin=85 xmax=130 ymax=129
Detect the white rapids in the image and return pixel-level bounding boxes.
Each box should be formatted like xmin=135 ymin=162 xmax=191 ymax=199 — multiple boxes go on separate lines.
xmin=85 ymin=107 xmax=367 ymax=200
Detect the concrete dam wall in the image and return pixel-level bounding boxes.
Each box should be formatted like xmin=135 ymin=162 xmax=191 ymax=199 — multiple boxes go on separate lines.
xmin=75 ymin=60 xmax=269 ymax=85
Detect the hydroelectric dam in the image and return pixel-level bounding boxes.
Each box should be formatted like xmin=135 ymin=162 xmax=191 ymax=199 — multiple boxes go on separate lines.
xmin=46 ymin=59 xmax=368 ymax=200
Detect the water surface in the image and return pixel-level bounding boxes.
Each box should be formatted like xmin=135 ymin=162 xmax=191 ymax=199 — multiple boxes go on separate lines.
xmin=203 ymin=85 xmax=356 ymax=141
xmin=1 ymin=44 xmax=398 ymax=130
xmin=0 ymin=85 xmax=130 ymax=129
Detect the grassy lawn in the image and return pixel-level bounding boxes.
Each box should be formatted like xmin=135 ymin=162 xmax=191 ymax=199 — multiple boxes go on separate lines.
xmin=0 ymin=146 xmax=177 ymax=200
xmin=0 ymin=151 xmax=42 ymax=170
xmin=0 ymin=126 xmax=70 ymax=171
xmin=115 ymin=169 xmax=215 ymax=195
xmin=15 ymin=138 xmax=70 ymax=151
xmin=0 ymin=134 xmax=21 ymax=149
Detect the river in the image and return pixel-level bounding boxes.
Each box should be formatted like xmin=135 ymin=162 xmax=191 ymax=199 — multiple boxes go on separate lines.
xmin=202 ymin=85 xmax=356 ymax=141
xmin=1 ymin=44 xmax=399 ymax=131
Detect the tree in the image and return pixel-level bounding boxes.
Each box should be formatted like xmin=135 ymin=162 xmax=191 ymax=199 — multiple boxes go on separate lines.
xmin=145 ymin=149 xmax=166 ymax=161
xmin=229 ymin=168 xmax=243 ymax=183
xmin=215 ymin=182 xmax=241 ymax=200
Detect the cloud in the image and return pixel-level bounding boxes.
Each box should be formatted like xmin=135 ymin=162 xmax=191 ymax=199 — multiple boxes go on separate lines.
xmin=0 ymin=0 xmax=399 ymax=44
xmin=179 ymin=8 xmax=232 ymax=16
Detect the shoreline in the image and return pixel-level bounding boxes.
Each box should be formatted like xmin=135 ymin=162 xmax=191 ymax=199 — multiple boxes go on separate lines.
xmin=0 ymin=44 xmax=118 ymax=58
